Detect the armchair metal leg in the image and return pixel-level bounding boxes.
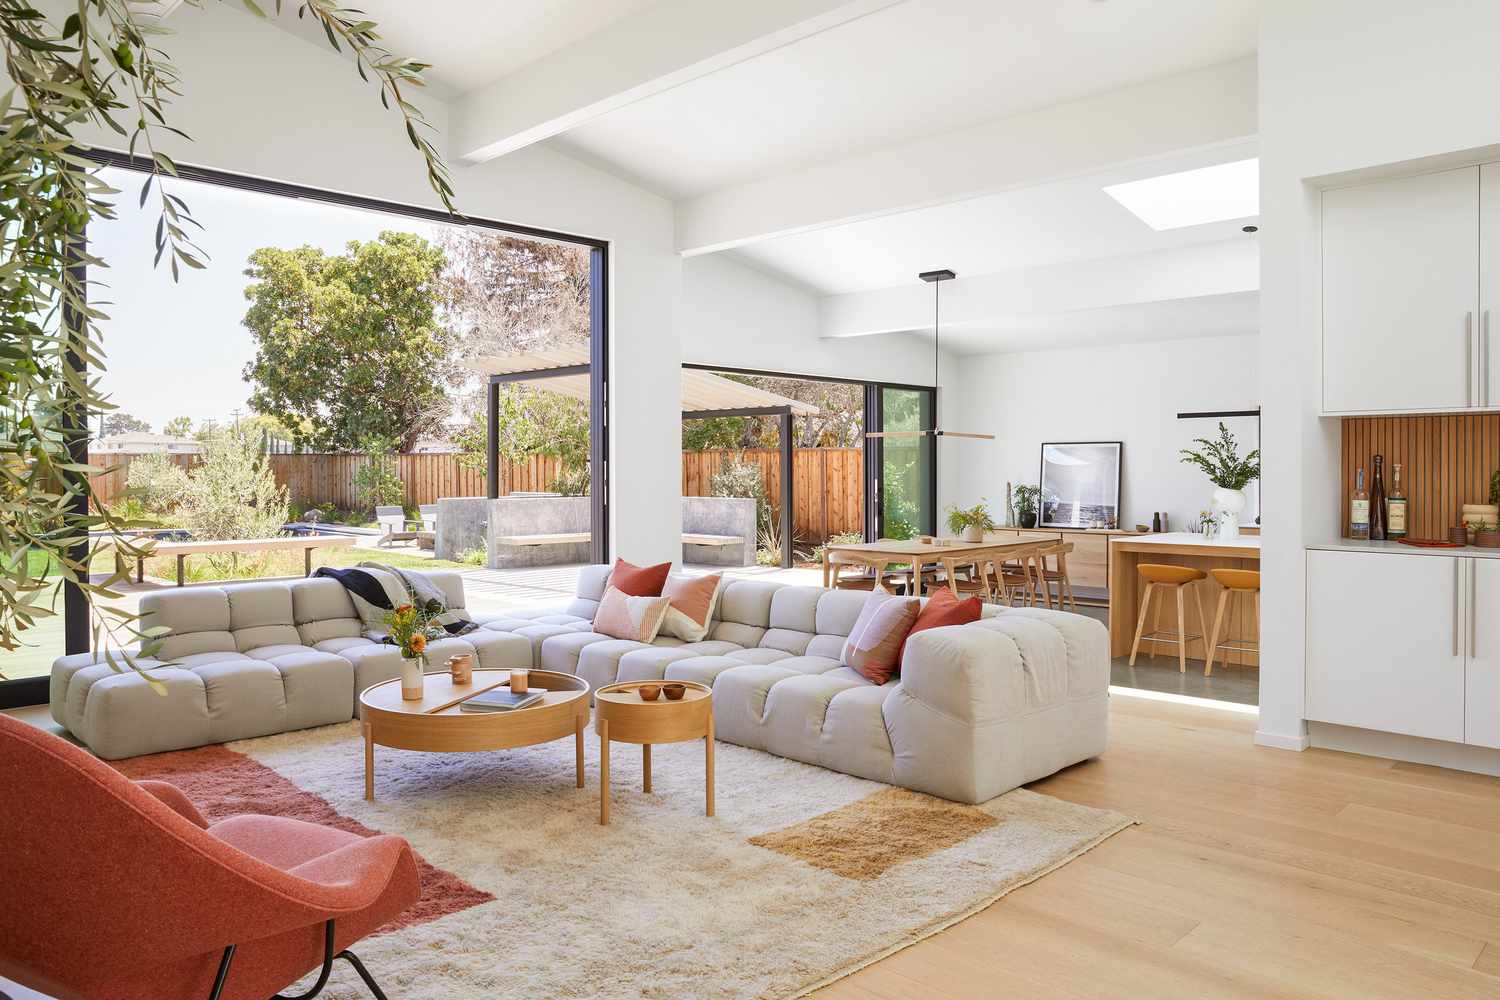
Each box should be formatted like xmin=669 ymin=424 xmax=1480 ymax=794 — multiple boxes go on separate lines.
xmin=335 ymin=950 xmax=391 ymax=1000
xmin=205 ymin=919 xmax=392 ymax=1000
xmin=207 ymin=945 xmax=236 ymax=1000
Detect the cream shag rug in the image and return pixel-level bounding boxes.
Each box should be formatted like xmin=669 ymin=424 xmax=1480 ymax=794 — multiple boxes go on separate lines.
xmin=215 ymin=722 xmax=1130 ymax=1000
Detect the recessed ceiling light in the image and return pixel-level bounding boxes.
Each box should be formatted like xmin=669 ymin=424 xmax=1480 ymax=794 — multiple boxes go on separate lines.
xmin=1103 ymin=158 xmax=1259 ymax=231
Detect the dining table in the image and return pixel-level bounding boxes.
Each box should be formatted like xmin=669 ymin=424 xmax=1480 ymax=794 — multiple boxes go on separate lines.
xmin=820 ymin=532 xmax=1061 ymax=597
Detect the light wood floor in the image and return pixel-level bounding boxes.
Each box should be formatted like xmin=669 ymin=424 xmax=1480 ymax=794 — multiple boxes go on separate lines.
xmin=817 ymin=694 xmax=1500 ymax=1000
xmin=8 ymin=696 xmax=1499 ymax=999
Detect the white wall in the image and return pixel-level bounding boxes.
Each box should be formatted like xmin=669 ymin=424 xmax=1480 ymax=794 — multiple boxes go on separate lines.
xmin=1259 ymin=0 xmax=1500 ymax=750
xmin=61 ymin=4 xmax=683 ymax=564
xmin=952 ymin=335 xmax=1260 ymax=531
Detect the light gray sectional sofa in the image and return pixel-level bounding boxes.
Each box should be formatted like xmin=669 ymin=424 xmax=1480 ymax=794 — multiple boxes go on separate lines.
xmin=50 ymin=565 xmax=1110 ymax=803
xmin=50 ymin=573 xmax=530 ymax=760
xmin=478 ymin=565 xmax=1110 ymax=804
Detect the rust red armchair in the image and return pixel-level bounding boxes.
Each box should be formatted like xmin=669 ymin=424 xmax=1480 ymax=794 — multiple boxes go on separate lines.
xmin=0 ymin=713 xmax=420 ymax=1000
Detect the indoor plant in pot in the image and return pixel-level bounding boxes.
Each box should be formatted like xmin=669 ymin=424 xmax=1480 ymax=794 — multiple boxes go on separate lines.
xmin=1179 ymin=422 xmax=1260 ymax=540
xmin=1013 ymin=485 xmax=1041 ymax=529
xmin=946 ymin=500 xmax=997 ymax=542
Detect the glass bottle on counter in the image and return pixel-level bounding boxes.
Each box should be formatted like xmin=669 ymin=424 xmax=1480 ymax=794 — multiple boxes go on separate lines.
xmin=1387 ymin=463 xmax=1407 ymax=540
xmin=1370 ymin=454 xmax=1388 ymax=540
xmin=1350 ymin=467 xmax=1370 ymax=539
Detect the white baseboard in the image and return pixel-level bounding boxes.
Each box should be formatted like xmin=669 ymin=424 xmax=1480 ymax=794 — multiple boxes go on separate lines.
xmin=1253 ymin=728 xmax=1311 ymax=751
xmin=1308 ymin=722 xmax=1500 ymax=777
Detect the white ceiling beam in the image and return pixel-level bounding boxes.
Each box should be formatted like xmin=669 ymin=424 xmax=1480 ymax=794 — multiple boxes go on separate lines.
xmin=820 ymin=239 xmax=1260 ymax=339
xmin=453 ymin=0 xmax=906 ymax=164
xmin=678 ymin=56 xmax=1258 ymax=256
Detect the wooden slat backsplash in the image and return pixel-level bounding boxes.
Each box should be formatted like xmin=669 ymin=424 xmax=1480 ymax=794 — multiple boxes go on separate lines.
xmin=1340 ymin=414 xmax=1500 ymax=539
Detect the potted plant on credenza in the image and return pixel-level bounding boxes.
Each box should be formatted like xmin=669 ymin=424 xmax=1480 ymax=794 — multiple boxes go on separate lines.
xmin=1179 ymin=422 xmax=1260 ymax=540
xmin=1013 ymin=485 xmax=1041 ymax=529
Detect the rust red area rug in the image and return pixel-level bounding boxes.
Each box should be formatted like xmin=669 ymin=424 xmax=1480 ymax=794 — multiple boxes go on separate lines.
xmin=113 ymin=744 xmax=493 ymax=933
xmin=115 ymin=721 xmax=1131 ymax=1000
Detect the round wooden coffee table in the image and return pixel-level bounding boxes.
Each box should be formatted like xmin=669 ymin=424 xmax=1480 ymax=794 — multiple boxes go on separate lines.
xmin=593 ymin=679 xmax=714 ymax=825
xmin=359 ymin=668 xmax=589 ymax=801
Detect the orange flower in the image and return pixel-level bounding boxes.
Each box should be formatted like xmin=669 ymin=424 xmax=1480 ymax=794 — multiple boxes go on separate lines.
xmin=395 ymin=604 xmax=414 ymax=614
xmin=409 ymin=633 xmax=427 ymax=653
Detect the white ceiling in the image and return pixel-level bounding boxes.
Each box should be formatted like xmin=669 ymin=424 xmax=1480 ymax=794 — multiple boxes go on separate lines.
xmin=294 ymin=0 xmax=657 ymax=93
xmin=729 ymin=142 xmax=1259 ymax=295
xmin=550 ymin=0 xmax=1257 ymax=199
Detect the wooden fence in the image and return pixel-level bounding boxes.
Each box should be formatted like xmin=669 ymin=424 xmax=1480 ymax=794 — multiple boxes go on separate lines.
xmin=87 ymin=447 xmax=864 ymax=542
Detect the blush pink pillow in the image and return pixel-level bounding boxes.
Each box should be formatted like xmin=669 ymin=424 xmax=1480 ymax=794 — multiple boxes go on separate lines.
xmin=840 ymin=590 xmax=920 ymax=685
xmin=593 ymin=586 xmax=671 ymax=643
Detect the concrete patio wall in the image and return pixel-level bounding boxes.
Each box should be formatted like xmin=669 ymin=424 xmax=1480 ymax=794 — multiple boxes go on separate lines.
xmin=437 ymin=496 xmax=593 ymax=569
xmin=682 ymin=497 xmax=756 ymax=567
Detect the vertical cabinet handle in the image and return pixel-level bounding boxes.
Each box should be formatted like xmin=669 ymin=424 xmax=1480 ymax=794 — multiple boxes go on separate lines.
xmin=1486 ymin=310 xmax=1492 ymax=407
xmin=1454 ymin=558 xmax=1461 ymax=657
xmin=1467 ymin=312 xmax=1475 ymax=406
xmin=1471 ymin=558 xmax=1478 ymax=657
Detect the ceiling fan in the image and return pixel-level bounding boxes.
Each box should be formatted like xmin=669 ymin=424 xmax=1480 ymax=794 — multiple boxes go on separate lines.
xmin=866 ymin=269 xmax=995 ymax=440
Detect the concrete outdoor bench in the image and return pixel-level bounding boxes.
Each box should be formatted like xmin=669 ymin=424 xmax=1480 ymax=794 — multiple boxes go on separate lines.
xmin=131 ymin=535 xmax=357 ymax=586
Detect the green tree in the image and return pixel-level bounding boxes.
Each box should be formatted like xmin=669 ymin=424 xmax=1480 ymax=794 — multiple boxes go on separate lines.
xmin=242 ymin=232 xmax=456 ymax=453
xmin=162 ymin=416 xmax=195 ymax=438
xmin=454 ymin=385 xmax=590 ymax=482
xmin=101 ymin=412 xmax=151 ymax=436
xmin=178 ymin=428 xmax=290 ymax=574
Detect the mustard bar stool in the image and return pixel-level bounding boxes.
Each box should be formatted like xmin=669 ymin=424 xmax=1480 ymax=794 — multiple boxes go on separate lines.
xmin=1203 ymin=568 xmax=1261 ymax=676
xmin=1128 ymin=563 xmax=1210 ymax=673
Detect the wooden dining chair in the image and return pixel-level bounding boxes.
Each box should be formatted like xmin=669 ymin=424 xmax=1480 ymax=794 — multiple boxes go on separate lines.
xmin=996 ymin=543 xmax=1047 ymax=607
xmin=924 ymin=555 xmax=994 ymax=601
xmin=1035 ymin=541 xmax=1077 ymax=611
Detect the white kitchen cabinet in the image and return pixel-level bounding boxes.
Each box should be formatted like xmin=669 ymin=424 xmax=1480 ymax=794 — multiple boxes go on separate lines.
xmin=1322 ymin=166 xmax=1480 ymax=414
xmin=1466 ymin=557 xmax=1500 ymax=749
xmin=1306 ymin=549 xmax=1466 ymax=742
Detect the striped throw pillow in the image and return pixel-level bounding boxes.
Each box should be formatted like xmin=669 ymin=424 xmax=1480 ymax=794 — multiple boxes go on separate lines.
xmin=593 ymin=585 xmax=671 ymax=643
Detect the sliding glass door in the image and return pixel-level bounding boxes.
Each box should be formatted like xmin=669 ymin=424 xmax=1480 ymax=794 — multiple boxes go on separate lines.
xmin=867 ymin=386 xmax=936 ymax=540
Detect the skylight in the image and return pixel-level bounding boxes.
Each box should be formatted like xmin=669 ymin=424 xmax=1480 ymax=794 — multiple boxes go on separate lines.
xmin=1103 ymin=158 xmax=1259 ymax=231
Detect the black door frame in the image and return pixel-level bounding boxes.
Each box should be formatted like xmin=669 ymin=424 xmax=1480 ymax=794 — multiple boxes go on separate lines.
xmin=0 ymin=151 xmax=611 ymax=709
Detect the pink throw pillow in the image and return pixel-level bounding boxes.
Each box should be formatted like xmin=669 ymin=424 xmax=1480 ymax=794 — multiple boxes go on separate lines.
xmin=593 ymin=586 xmax=671 ymax=643
xmin=840 ymin=590 xmax=920 ymax=685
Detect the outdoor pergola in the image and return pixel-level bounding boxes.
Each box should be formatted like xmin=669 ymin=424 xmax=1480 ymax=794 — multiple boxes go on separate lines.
xmin=467 ymin=349 xmax=818 ymax=567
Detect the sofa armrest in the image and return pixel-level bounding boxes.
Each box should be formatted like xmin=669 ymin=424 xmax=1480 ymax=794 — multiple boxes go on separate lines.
xmin=896 ymin=623 xmax=1028 ymax=724
xmin=137 ymin=779 xmax=209 ymax=828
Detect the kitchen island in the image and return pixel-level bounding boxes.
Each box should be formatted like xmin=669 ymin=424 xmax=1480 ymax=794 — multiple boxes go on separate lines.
xmin=1108 ymin=532 xmax=1261 ymax=666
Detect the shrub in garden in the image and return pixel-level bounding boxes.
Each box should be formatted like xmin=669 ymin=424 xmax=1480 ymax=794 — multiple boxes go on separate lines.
xmin=179 ymin=429 xmax=290 ymax=574
xmin=124 ymin=453 xmax=190 ymax=513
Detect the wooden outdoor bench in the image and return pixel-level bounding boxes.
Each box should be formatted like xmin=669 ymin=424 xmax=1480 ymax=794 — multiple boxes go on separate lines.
xmin=681 ymin=534 xmax=743 ymax=547
xmin=132 ymin=535 xmax=358 ymax=586
xmin=492 ymin=533 xmax=592 ymax=546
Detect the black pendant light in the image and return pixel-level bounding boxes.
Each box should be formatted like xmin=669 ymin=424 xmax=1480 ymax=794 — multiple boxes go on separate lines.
xmin=866 ymin=269 xmax=994 ymax=440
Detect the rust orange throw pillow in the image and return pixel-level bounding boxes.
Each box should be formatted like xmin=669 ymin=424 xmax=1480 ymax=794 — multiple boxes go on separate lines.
xmin=607 ymin=558 xmax=672 ymax=597
xmin=840 ymin=590 xmax=920 ymax=685
xmin=900 ymin=587 xmax=983 ymax=661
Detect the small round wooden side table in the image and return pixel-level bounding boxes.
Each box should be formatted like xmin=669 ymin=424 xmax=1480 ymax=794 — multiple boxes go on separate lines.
xmin=593 ymin=680 xmax=714 ymax=825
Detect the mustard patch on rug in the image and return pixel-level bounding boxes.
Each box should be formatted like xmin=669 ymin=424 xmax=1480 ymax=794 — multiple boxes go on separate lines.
xmin=748 ymin=786 xmax=1001 ymax=880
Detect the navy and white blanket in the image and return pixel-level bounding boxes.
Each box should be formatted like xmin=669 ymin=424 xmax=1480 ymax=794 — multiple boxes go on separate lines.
xmin=314 ymin=562 xmax=479 ymax=642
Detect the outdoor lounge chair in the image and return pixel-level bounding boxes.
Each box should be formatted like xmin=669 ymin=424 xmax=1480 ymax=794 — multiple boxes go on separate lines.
xmin=375 ymin=506 xmax=416 ymax=548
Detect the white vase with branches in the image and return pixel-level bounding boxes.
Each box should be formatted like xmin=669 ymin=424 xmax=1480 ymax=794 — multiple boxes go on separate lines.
xmin=1179 ymin=423 xmax=1260 ymax=540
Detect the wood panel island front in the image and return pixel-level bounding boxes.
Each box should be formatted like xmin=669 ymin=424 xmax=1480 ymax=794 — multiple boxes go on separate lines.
xmin=1108 ymin=533 xmax=1261 ymax=667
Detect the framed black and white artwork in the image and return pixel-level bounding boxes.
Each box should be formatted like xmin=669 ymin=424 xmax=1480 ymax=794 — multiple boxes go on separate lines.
xmin=1038 ymin=441 xmax=1123 ymax=528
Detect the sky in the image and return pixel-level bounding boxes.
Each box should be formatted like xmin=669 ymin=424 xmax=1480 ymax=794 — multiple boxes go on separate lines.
xmin=92 ymin=166 xmax=457 ymax=435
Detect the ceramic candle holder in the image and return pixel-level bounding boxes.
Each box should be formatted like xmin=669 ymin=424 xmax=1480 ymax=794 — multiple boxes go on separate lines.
xmin=508 ymin=668 xmax=530 ymax=693
xmin=447 ymin=653 xmax=473 ymax=685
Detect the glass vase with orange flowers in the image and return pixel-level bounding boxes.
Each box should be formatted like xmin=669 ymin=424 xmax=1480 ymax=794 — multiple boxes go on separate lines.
xmin=384 ymin=600 xmax=447 ymax=700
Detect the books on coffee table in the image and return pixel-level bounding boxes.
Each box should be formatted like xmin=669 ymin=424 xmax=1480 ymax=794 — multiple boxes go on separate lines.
xmin=459 ymin=688 xmax=543 ymax=713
